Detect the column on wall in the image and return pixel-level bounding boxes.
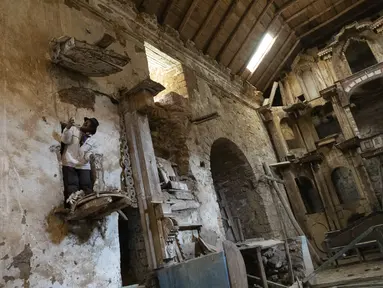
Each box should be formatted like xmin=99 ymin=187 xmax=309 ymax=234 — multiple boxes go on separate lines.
xmin=119 ymin=79 xmax=166 ymax=270
xmin=310 ymin=162 xmax=341 ymax=230
xmin=296 ymin=115 xmax=318 ymax=152
xmin=324 ymin=87 xmax=355 ymax=139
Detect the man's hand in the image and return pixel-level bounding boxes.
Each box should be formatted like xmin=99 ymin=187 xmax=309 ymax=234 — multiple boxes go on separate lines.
xmin=66 ymin=117 xmax=75 ymax=129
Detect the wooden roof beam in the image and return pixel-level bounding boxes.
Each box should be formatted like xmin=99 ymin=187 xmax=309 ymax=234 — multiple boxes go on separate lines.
xmin=192 ymin=1 xmax=220 ymax=42
xmin=204 ymin=0 xmax=239 ymax=54
xmin=237 ymin=0 xmax=299 ymax=74
xmin=247 ymin=25 xmax=286 ymax=81
xmin=160 ymin=0 xmax=174 ymax=24
xmin=216 ymin=0 xmax=257 ymax=62
xmin=255 ymin=31 xmax=294 ymax=87
xmin=286 ymin=0 xmax=322 ymax=23
xmin=264 ymin=37 xmax=300 ymax=90
xmin=227 ymin=0 xmax=275 ymax=69
xmin=178 ymin=0 xmax=201 ymax=34
xmin=299 ymin=0 xmax=367 ymax=38
xmin=294 ymin=0 xmax=346 ymax=30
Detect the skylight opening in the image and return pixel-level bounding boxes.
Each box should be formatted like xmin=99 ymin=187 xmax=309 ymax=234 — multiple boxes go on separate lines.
xmin=246 ymin=33 xmax=276 ymax=73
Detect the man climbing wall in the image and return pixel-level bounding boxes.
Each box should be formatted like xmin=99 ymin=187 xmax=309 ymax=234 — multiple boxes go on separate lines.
xmin=61 ymin=117 xmax=99 ymax=207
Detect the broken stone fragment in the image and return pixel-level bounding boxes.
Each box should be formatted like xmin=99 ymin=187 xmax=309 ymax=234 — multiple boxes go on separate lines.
xmin=50 ymin=36 xmax=130 ymax=77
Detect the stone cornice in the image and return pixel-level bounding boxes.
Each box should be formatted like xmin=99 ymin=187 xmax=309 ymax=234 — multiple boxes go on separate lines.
xmin=69 ymin=0 xmax=262 ymax=109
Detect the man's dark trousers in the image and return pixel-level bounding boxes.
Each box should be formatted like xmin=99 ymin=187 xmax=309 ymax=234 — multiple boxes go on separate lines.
xmin=62 ymin=166 xmax=92 ymax=204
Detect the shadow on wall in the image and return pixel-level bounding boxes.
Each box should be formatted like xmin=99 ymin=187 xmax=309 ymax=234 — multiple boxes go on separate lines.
xmin=210 ymin=138 xmax=269 ymax=242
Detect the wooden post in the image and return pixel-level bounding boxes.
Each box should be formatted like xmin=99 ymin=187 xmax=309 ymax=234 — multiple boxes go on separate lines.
xmin=120 ymin=79 xmax=166 ymax=269
xmin=256 ymin=246 xmax=268 ymax=288
xmin=262 ymin=163 xmax=322 ymax=264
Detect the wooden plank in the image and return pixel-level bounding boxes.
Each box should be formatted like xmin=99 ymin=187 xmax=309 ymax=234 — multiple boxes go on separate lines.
xmin=216 ymin=0 xmax=257 ymax=62
xmin=286 ymin=0 xmax=322 ymax=23
xmin=264 ymin=37 xmax=299 ymax=90
xmin=178 ymin=0 xmax=200 ymax=34
xmin=227 ymin=0 xmax=275 ymax=70
xmin=268 ymin=82 xmax=279 ymax=107
xmin=192 ymin=1 xmax=221 ymax=42
xmin=204 ymin=0 xmax=239 ymax=54
xmin=255 ymin=31 xmax=294 ymax=88
xmin=299 ymin=0 xmax=366 ymax=38
xmin=294 ymin=0 xmax=346 ymax=31
xmin=160 ymin=0 xmax=174 ymax=24
xmin=223 ymin=241 xmax=248 ymax=288
xmin=247 ymin=274 xmax=288 ymax=288
xmin=256 ymin=246 xmax=269 ymax=288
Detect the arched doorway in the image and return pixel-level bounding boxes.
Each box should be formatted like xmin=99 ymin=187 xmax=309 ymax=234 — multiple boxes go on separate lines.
xmin=210 ymin=138 xmax=266 ymax=242
xmin=331 ymin=167 xmax=360 ymax=204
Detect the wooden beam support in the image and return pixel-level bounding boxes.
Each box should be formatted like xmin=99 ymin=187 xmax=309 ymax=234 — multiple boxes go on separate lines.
xmin=216 ymin=0 xmax=257 ymax=62
xmin=286 ymin=0 xmax=321 ymax=23
xmin=255 ymin=31 xmax=294 ymax=87
xmin=192 ymin=1 xmax=220 ymax=42
xmin=294 ymin=0 xmax=347 ymax=31
xmin=204 ymin=0 xmax=239 ymax=54
xmin=178 ymin=0 xmax=200 ymax=34
xmin=238 ymin=0 xmax=299 ymax=75
xmin=227 ymin=0 xmax=275 ymax=70
xmin=264 ymin=37 xmax=300 ymax=90
xmin=160 ymin=0 xmax=174 ymax=24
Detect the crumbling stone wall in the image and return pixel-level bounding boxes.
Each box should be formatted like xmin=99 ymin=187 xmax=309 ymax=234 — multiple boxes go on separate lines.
xmin=0 ymin=1 xmax=149 ymax=287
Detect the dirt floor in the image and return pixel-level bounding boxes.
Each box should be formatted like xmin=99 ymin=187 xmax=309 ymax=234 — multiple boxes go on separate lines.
xmin=310 ymin=254 xmax=383 ymax=287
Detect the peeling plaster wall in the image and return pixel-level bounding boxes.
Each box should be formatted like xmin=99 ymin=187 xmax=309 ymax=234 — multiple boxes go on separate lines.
xmin=0 ymin=1 xmax=149 ymax=287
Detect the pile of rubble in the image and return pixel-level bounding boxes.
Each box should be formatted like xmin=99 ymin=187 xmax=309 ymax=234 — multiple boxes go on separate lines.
xmin=262 ymin=239 xmax=306 ymax=285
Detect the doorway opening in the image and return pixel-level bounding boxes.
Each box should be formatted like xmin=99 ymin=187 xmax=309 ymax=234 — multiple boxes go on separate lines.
xmin=210 ymin=138 xmax=269 ymax=241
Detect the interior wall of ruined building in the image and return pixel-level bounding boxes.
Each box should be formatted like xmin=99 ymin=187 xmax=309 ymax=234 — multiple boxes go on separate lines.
xmin=266 ymin=13 xmax=383 ymax=254
xmin=0 ymin=1 xmax=300 ymax=287
xmin=0 ymin=1 xmax=151 ymax=287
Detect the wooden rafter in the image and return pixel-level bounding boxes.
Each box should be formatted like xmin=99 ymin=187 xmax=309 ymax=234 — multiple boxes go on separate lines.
xmin=227 ymin=0 xmax=275 ymax=69
xmin=178 ymin=0 xmax=200 ymax=34
xmin=216 ymin=0 xmax=257 ymax=62
xmin=192 ymin=1 xmax=220 ymax=42
xmin=299 ymin=0 xmax=367 ymax=38
xmin=255 ymin=31 xmax=294 ymax=87
xmin=237 ymin=0 xmax=300 ymax=75
xmin=160 ymin=0 xmax=174 ymax=24
xmin=246 ymin=25 xmax=286 ymax=81
xmin=306 ymin=0 xmax=381 ymax=44
xmin=294 ymin=0 xmax=346 ymax=31
xmin=286 ymin=0 xmax=322 ymax=23
xmin=204 ymin=0 xmax=239 ymax=54
xmin=264 ymin=37 xmax=300 ymax=89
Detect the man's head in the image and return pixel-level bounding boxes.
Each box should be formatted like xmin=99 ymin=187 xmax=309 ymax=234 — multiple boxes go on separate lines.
xmin=81 ymin=117 xmax=99 ymax=135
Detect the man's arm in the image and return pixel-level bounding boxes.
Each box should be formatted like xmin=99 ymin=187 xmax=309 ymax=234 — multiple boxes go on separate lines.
xmin=61 ymin=117 xmax=75 ymax=144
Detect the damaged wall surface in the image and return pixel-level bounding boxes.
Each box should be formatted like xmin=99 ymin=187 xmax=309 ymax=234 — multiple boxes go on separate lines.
xmin=0 ymin=0 xmax=149 ymax=287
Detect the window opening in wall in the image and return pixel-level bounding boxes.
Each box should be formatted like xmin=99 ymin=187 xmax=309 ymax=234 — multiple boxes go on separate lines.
xmin=345 ymin=39 xmax=377 ymax=74
xmin=349 ymin=78 xmax=383 ymax=139
xmin=280 ymin=118 xmax=303 ymax=150
xmin=311 ymin=102 xmax=341 ymax=139
xmin=246 ymin=33 xmax=276 ymax=73
xmin=295 ymin=176 xmax=324 ymax=214
xmin=331 ymin=167 xmax=360 ymax=204
xmin=264 ymin=84 xmax=283 ymax=106
xmin=297 ymin=94 xmax=306 ymax=102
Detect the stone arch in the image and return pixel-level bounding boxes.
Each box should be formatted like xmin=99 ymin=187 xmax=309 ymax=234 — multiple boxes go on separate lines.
xmin=331 ymin=167 xmax=360 ymax=204
xmin=210 ymin=138 xmax=268 ymax=241
xmin=311 ymin=102 xmax=341 ymax=139
xmin=295 ymin=176 xmax=323 ymax=214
